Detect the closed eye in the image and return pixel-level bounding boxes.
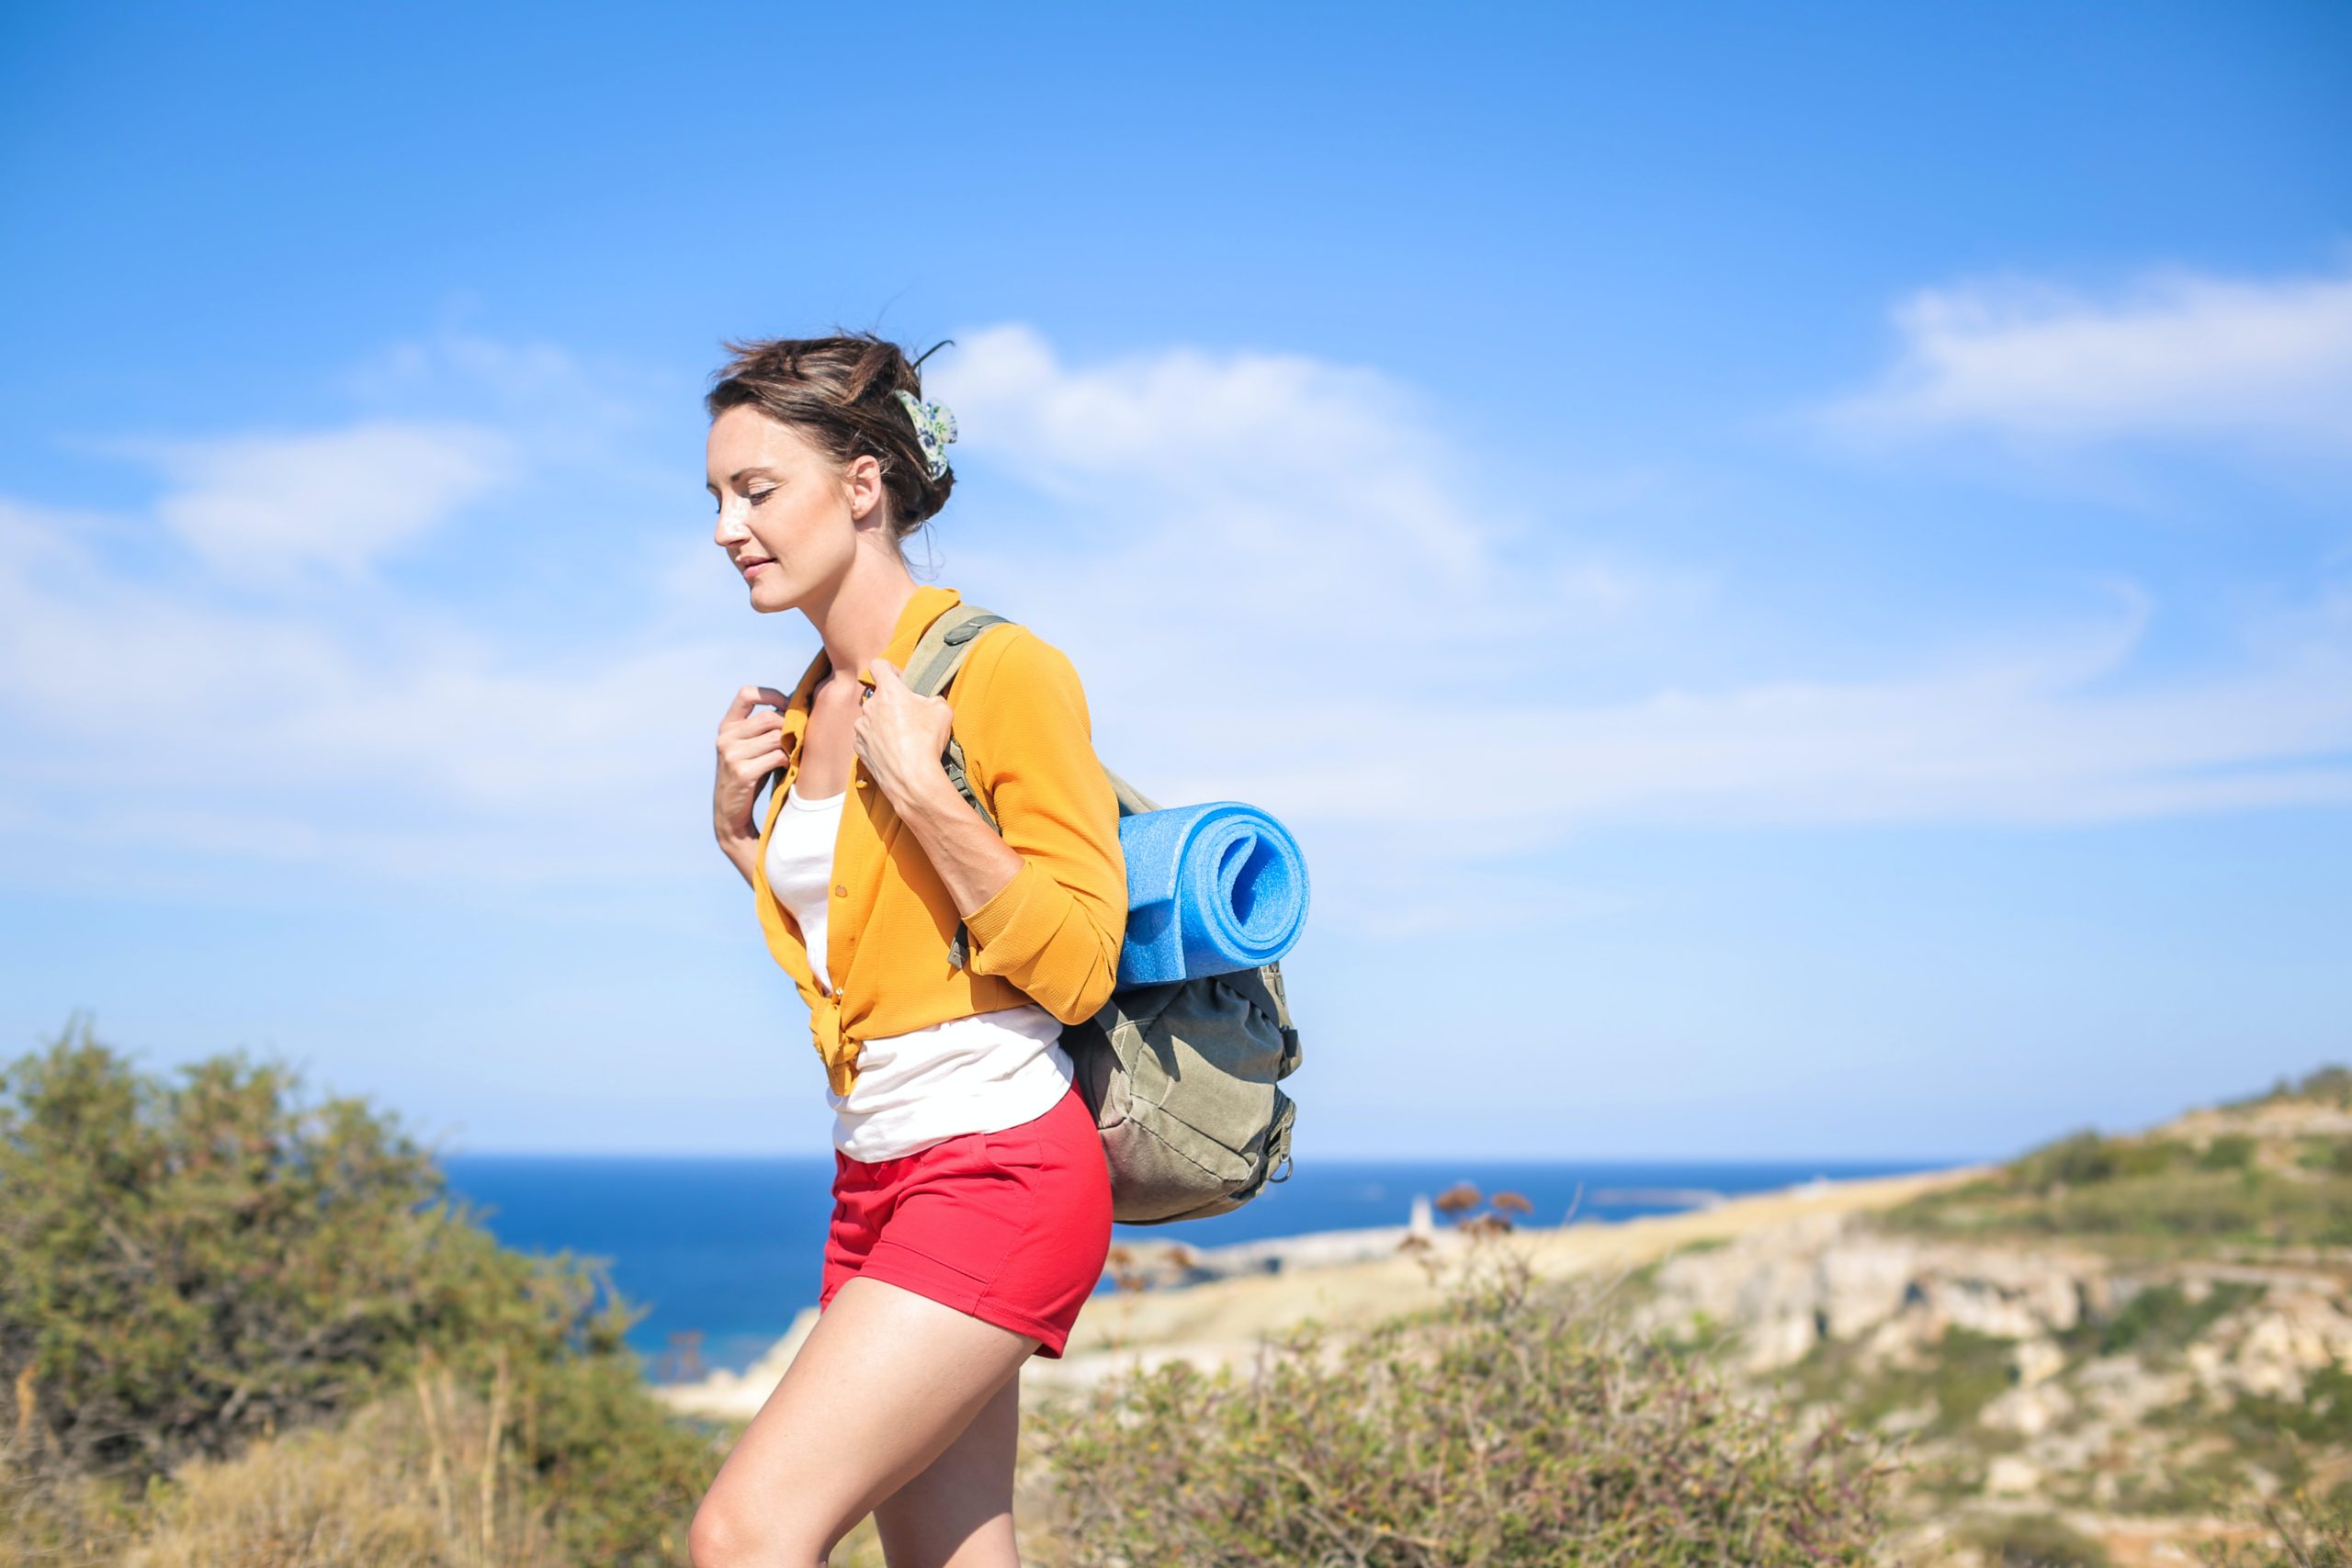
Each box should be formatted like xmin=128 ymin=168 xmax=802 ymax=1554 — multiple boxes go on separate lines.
xmin=711 ymin=486 xmax=780 ymax=513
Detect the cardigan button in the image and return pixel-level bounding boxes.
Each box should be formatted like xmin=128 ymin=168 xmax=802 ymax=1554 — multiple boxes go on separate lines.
xmin=833 ymin=884 xmax=847 ymax=897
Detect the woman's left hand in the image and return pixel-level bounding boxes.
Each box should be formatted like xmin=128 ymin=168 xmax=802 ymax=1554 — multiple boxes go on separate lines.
xmin=852 ymin=656 xmax=957 ymax=809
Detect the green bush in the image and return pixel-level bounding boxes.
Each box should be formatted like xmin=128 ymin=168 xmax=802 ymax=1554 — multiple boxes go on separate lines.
xmin=2015 ymin=1129 xmax=2122 ymax=1189
xmin=2031 ymin=1169 xmax=2352 ymax=1247
xmin=0 ymin=1015 xmax=716 ymax=1565
xmin=1893 ymin=1162 xmax=2352 ymax=1250
xmin=2081 ymin=1281 xmax=2262 ymax=1359
xmin=1027 ymin=1243 xmax=1892 ymax=1566
xmin=2233 ymin=1066 xmax=2352 ymax=1111
xmin=1963 ymin=1511 xmax=2112 ymax=1567
xmin=2198 ymin=1134 xmax=2256 ymax=1172
xmin=2006 ymin=1130 xmax=2191 ymax=1193
xmin=2200 ymin=1491 xmax=2352 ymax=1567
xmin=1792 ymin=1324 xmax=2018 ymax=1438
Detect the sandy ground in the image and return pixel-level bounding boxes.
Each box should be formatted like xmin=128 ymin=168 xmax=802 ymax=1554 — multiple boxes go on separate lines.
xmin=656 ymin=1166 xmax=1984 ymax=1421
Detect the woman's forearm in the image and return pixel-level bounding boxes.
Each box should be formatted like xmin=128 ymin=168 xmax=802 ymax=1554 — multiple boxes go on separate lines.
xmin=718 ymin=823 xmax=762 ymax=888
xmin=890 ymin=767 xmax=1025 ymax=919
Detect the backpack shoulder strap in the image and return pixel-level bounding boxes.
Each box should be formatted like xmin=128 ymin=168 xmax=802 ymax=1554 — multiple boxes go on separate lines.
xmin=904 ymin=603 xmax=1013 ymax=701
xmin=910 ymin=604 xmax=1017 ymax=969
xmin=914 ymin=604 xmax=1015 ymax=836
xmin=1101 ymin=767 xmax=1160 ymax=816
xmin=915 ymin=608 xmax=1168 ymax=979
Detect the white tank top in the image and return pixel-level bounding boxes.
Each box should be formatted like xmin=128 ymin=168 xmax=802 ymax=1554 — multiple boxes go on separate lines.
xmin=763 ymin=780 xmax=1075 ymax=1162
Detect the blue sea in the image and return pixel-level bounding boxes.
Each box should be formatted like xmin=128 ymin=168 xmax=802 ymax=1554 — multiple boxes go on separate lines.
xmin=440 ymin=1153 xmax=1951 ymax=1379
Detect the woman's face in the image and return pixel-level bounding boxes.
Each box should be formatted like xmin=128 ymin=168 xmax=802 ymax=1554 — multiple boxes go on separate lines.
xmin=706 ymin=405 xmax=880 ymax=612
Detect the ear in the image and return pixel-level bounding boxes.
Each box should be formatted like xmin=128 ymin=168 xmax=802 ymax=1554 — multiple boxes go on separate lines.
xmin=843 ymin=454 xmax=888 ymax=525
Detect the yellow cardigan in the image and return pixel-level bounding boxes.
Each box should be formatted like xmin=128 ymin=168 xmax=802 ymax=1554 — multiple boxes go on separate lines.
xmin=750 ymin=584 xmax=1129 ymax=1097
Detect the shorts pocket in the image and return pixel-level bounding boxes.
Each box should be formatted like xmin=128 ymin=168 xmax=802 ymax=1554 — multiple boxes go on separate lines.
xmin=884 ymin=1151 xmax=1034 ymax=1285
xmin=978 ymin=1127 xmax=1046 ymax=1173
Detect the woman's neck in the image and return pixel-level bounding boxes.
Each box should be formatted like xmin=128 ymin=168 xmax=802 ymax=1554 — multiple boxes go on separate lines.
xmin=806 ymin=550 xmax=921 ymax=687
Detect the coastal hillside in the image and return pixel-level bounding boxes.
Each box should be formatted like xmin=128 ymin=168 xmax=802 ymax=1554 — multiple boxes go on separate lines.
xmin=666 ymin=1067 xmax=2352 ymax=1565
xmin=1634 ymin=1067 xmax=2352 ymax=1565
xmin=14 ymin=1022 xmax=2345 ymax=1565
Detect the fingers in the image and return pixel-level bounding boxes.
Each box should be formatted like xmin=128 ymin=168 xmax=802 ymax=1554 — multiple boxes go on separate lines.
xmin=728 ymin=706 xmax=785 ymax=736
xmin=722 ymin=735 xmax=787 ymax=774
xmin=719 ymin=684 xmax=793 ymax=744
xmin=723 ymin=683 xmax=795 ymax=721
xmin=865 ymin=658 xmax=944 ymax=709
xmin=724 ymin=729 xmax=786 ymax=759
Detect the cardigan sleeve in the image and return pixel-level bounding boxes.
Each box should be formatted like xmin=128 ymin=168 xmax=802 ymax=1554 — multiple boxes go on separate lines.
xmin=955 ymin=627 xmax=1128 ymax=1026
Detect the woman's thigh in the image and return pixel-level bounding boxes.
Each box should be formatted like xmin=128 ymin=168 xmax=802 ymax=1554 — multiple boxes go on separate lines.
xmin=689 ymin=1275 xmax=1039 ymax=1568
xmin=870 ymin=1370 xmax=1022 ymax=1568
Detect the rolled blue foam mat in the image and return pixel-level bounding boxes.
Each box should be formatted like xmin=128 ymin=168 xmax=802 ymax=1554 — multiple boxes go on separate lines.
xmin=1115 ymin=802 xmax=1310 ymax=987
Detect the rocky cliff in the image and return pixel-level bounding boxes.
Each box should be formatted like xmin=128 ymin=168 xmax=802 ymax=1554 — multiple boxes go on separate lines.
xmin=1634 ymin=1069 xmax=2352 ymax=1565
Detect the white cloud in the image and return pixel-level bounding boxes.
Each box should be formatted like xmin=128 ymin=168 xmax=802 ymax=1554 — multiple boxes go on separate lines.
xmin=1823 ymin=258 xmax=2352 ymax=453
xmin=2 ymin=322 xmax=2347 ymax=938
xmin=932 ymin=323 xmax=1696 ymax=693
xmin=932 ymin=325 xmax=2352 ymax=930
xmin=0 ymin=495 xmax=740 ymax=892
xmin=0 ymin=319 xmax=771 ymax=901
xmin=336 ymin=327 xmax=673 ymax=468
xmin=1236 ymin=604 xmax=2352 ymax=831
xmin=115 ymin=420 xmax=517 ymax=584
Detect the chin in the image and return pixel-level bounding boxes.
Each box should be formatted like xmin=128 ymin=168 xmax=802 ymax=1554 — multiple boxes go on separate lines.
xmin=766 ymin=584 xmax=816 ymax=616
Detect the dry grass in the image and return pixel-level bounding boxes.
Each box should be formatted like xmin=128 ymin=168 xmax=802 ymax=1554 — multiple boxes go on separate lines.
xmin=0 ymin=1451 xmax=136 ymax=1568
xmin=123 ymin=1348 xmax=563 ymax=1568
xmin=1025 ymin=1236 xmax=1894 ymax=1567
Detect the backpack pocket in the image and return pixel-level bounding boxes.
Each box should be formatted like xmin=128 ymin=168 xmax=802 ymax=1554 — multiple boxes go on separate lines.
xmin=1069 ymin=972 xmax=1294 ymax=1224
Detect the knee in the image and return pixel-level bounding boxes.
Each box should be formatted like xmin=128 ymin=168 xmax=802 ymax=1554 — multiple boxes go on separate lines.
xmin=686 ymin=1499 xmax=742 ymax=1568
xmin=688 ymin=1495 xmax=812 ymax=1568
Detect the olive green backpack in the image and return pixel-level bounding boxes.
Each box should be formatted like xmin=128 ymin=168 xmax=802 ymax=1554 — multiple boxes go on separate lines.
xmin=904 ymin=603 xmax=1302 ymax=1224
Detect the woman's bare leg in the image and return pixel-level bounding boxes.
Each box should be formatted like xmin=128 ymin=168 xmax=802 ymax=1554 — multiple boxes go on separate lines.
xmin=870 ymin=1371 xmax=1023 ymax=1568
xmin=688 ymin=1276 xmax=1040 ymax=1568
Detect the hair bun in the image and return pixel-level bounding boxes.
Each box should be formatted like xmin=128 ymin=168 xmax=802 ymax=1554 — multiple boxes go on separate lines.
xmin=704 ymin=331 xmax=956 ymax=536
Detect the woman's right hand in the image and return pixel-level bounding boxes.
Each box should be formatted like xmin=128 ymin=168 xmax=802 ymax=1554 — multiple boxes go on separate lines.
xmin=714 ymin=683 xmax=794 ymax=877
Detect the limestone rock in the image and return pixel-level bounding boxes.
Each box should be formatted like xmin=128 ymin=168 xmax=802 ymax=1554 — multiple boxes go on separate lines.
xmin=1984 ymin=1454 xmax=2042 ymax=1495
xmin=2013 ymin=1336 xmax=2066 ymax=1388
xmin=1981 ymin=1380 xmax=2073 ymax=1438
xmin=1639 ymin=1213 xmax=2105 ymax=1373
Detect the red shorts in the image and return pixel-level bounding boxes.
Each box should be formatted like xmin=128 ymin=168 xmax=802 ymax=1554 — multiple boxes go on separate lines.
xmin=819 ymin=1081 xmax=1112 ymax=1358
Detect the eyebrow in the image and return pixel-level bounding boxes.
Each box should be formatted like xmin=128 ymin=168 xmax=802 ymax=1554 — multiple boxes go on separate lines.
xmin=706 ymin=466 xmax=779 ymax=494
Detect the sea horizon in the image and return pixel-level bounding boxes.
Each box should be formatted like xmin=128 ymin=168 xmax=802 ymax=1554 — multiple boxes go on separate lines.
xmin=442 ymin=1153 xmax=1970 ymax=1379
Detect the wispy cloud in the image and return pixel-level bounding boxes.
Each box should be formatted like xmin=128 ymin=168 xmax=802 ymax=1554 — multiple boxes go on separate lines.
xmin=936 ymin=324 xmax=2352 ymax=931
xmin=0 ymin=495 xmax=738 ymax=894
xmin=0 ymin=329 xmax=760 ymax=899
xmin=933 ymin=323 xmax=1695 ymax=692
xmin=1821 ymin=258 xmax=2352 ymax=455
xmin=116 ymin=421 xmax=517 ymax=585
xmin=3 ymin=321 xmax=2347 ymax=937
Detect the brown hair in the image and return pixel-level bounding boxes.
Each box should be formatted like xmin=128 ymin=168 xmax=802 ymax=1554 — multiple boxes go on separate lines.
xmin=703 ymin=331 xmax=954 ymax=541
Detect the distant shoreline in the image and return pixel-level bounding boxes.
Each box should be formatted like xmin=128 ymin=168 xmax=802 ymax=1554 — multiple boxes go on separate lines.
xmin=655 ymin=1162 xmax=1985 ymax=1420
xmin=443 ymin=1150 xmax=1976 ymax=1168
xmin=441 ymin=1151 xmax=1962 ymax=1382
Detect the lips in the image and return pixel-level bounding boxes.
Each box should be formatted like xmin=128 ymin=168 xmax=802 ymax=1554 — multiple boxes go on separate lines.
xmin=739 ymin=556 xmax=774 ymax=577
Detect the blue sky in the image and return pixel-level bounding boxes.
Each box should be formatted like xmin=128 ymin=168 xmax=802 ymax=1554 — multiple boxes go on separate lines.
xmin=2 ymin=2 xmax=2346 ymax=1160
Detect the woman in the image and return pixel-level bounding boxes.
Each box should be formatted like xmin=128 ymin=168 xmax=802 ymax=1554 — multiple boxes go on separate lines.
xmin=693 ymin=332 xmax=1125 ymax=1568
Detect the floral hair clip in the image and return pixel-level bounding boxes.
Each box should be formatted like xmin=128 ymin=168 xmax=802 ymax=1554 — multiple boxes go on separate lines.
xmin=891 ymin=389 xmax=958 ymax=481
